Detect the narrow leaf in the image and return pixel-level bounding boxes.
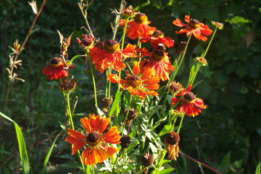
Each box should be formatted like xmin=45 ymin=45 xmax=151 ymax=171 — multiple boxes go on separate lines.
xmin=0 ymin=112 xmax=30 ymax=174
xmin=255 ymin=162 xmax=261 ymax=174
xmin=109 ymin=91 xmax=122 ymax=116
xmin=41 ymin=131 xmax=62 ymax=174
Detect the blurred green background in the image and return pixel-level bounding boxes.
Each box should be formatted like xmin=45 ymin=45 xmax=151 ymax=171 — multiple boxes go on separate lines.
xmin=1 ymin=0 xmax=261 ymax=173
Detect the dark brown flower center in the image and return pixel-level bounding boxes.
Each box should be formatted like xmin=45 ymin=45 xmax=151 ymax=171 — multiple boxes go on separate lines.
xmin=120 ymin=135 xmax=131 ymax=149
xmin=86 ymin=132 xmax=100 ymax=144
xmin=188 ymin=19 xmax=200 ymax=29
xmin=133 ymin=13 xmax=148 ymax=23
xmin=169 ymin=84 xmax=180 ymax=92
xmin=184 ymin=92 xmax=196 ymax=101
xmin=126 ymin=75 xmax=142 ymax=88
xmin=51 ymin=57 xmax=62 ymax=65
xmin=103 ymin=40 xmax=120 ymax=53
xmin=152 ymin=49 xmax=165 ymax=61
xmin=166 ymin=131 xmax=180 ymax=145
xmin=152 ymin=30 xmax=163 ymax=37
xmin=141 ymin=153 xmax=154 ymax=167
xmin=81 ymin=38 xmax=92 ymax=47
xmin=157 ymin=44 xmax=166 ymax=51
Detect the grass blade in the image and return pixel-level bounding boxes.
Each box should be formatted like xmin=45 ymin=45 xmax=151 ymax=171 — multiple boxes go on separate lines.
xmin=0 ymin=112 xmax=30 ymax=174
xmin=41 ymin=131 xmax=63 ymax=174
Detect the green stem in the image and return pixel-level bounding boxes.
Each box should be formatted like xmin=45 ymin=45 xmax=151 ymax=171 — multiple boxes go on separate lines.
xmin=121 ymin=95 xmax=133 ymax=136
xmin=121 ymin=17 xmax=129 ymax=50
xmin=189 ymin=63 xmax=201 ymax=86
xmin=153 ymin=150 xmax=167 ymax=174
xmin=66 ymin=93 xmax=86 ymax=172
xmin=160 ymin=35 xmax=192 ymax=116
xmin=177 ymin=115 xmax=184 ymax=134
xmin=203 ymin=28 xmax=217 ymax=58
xmin=171 ymin=53 xmax=182 ymax=82
xmin=87 ymin=50 xmax=98 ymax=114
xmin=138 ymin=37 xmax=141 ymax=63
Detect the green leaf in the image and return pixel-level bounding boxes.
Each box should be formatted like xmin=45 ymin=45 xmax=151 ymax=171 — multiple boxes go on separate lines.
xmin=188 ymin=65 xmax=195 ymax=84
xmin=158 ymin=168 xmax=175 ymax=174
xmin=158 ymin=125 xmax=171 ymax=137
xmin=0 ymin=112 xmax=30 ymax=174
xmin=109 ymin=91 xmax=122 ymax=116
xmin=220 ymin=151 xmax=231 ymax=174
xmin=41 ymin=131 xmax=62 ymax=174
xmin=255 ymin=162 xmax=261 ymax=174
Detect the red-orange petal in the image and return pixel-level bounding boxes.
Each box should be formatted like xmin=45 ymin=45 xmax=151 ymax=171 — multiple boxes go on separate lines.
xmin=99 ymin=117 xmax=110 ymax=133
xmin=102 ymin=126 xmax=121 ymax=144
xmin=133 ymin=61 xmax=140 ymax=75
xmin=80 ymin=117 xmax=92 ymax=133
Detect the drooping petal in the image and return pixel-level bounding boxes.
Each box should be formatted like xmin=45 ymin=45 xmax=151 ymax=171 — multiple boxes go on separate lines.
xmin=67 ymin=128 xmax=85 ymax=139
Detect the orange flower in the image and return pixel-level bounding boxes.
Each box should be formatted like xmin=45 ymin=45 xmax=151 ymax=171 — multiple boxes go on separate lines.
xmin=140 ymin=30 xmax=174 ymax=50
xmin=90 ymin=40 xmax=137 ymax=73
xmin=165 ymin=131 xmax=180 ymax=161
xmin=137 ymin=45 xmax=174 ymax=81
xmin=173 ymin=15 xmax=212 ymax=41
xmin=107 ymin=61 xmax=159 ymax=100
xmin=42 ymin=57 xmax=74 ymax=80
xmin=65 ymin=114 xmax=121 ymax=166
xmin=119 ymin=13 xmax=156 ymax=40
xmin=171 ymin=85 xmax=207 ymax=117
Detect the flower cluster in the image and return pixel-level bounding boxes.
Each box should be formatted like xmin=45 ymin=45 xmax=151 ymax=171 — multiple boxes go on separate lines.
xmin=40 ymin=4 xmax=218 ymax=168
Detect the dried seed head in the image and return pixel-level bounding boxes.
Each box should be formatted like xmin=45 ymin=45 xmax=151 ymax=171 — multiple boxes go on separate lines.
xmin=176 ymin=41 xmax=187 ymax=54
xmin=124 ymin=108 xmax=138 ymax=120
xmin=141 ymin=153 xmax=154 ymax=167
xmin=101 ymin=97 xmax=113 ymax=108
xmin=166 ymin=131 xmax=180 ymax=145
xmin=120 ymin=135 xmax=131 ymax=149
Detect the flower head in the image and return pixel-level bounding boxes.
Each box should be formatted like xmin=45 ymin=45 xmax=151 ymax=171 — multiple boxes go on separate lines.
xmin=212 ymin=21 xmax=224 ymax=30
xmin=58 ymin=79 xmax=76 ymax=92
xmin=121 ymin=5 xmax=135 ymax=17
xmin=173 ymin=15 xmax=213 ymax=41
xmin=108 ymin=61 xmax=159 ymax=100
xmin=90 ymin=40 xmax=137 ymax=73
xmin=120 ymin=135 xmax=131 ymax=150
xmin=124 ymin=108 xmax=138 ymax=126
xmin=137 ymin=44 xmax=174 ymax=81
xmin=65 ymin=114 xmax=121 ymax=165
xmin=165 ymin=131 xmax=180 ymax=161
xmin=168 ymin=81 xmax=183 ymax=93
xmin=171 ymin=85 xmax=207 ymax=117
xmin=140 ymin=30 xmax=174 ymax=50
xmin=119 ymin=13 xmax=156 ymax=40
xmin=42 ymin=57 xmax=74 ymax=80
xmin=76 ymin=34 xmax=95 ymax=49
xmin=141 ymin=153 xmax=154 ymax=174
xmin=195 ymin=57 xmax=207 ymax=66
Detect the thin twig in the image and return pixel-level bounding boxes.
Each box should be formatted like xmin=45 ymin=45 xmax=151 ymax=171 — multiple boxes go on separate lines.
xmin=179 ymin=151 xmax=221 ymax=174
xmin=2 ymin=0 xmax=46 ymax=116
